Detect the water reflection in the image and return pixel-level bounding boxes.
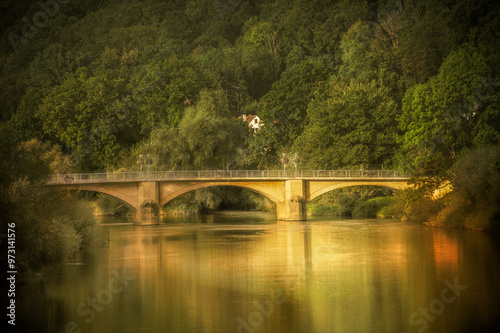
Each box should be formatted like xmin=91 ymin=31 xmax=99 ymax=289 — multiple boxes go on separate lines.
xmin=17 ymin=213 xmax=500 ymax=333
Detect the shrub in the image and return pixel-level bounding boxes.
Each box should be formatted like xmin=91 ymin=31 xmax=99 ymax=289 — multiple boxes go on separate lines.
xmin=434 ymin=145 xmax=500 ymax=230
xmin=377 ymin=201 xmax=403 ymax=219
xmin=6 ymin=178 xmax=98 ymax=271
xmin=353 ymin=197 xmax=395 ymax=218
xmin=308 ymin=203 xmax=339 ymax=216
xmin=95 ymin=194 xmax=132 ymax=216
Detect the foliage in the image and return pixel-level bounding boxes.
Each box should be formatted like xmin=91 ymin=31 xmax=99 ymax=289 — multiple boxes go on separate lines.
xmin=9 ymin=87 xmax=46 ymax=142
xmin=131 ymin=55 xmax=211 ymax=132
xmin=18 ymin=139 xmax=74 ymax=175
xmin=4 ymin=176 xmax=97 ymax=271
xmin=396 ymin=185 xmax=444 ymax=224
xmin=377 ymin=200 xmax=403 ymax=219
xmin=352 ymin=196 xmax=395 ymax=218
xmin=95 ymin=194 xmax=132 ymax=216
xmin=338 ymin=20 xmax=376 ymax=81
xmin=295 ymin=78 xmax=400 ymax=169
xmin=260 ymin=58 xmax=331 ymax=150
xmin=395 ymin=0 xmax=459 ymax=85
xmin=308 ymin=186 xmax=394 ymax=217
xmin=452 ymin=145 xmax=500 ymax=205
xmin=307 ymin=202 xmax=339 ymax=217
xmin=431 ymin=145 xmax=500 ymax=230
xmin=0 ymin=131 xmax=97 ymax=272
xmin=36 ymin=67 xmax=137 ymax=171
xmin=400 ymin=46 xmax=500 ymax=177
xmin=162 ymin=187 xmax=275 ymax=215
xmin=2 ymin=0 xmax=499 ymax=175
xmin=130 ymin=89 xmax=246 ymax=170
xmin=240 ymin=117 xmax=281 ymax=169
xmin=162 ymin=193 xmax=201 ymax=216
xmin=29 ymin=43 xmax=85 ymax=88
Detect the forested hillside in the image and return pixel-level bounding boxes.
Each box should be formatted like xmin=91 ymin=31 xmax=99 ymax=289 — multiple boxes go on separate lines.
xmin=2 ymin=0 xmax=498 ymax=173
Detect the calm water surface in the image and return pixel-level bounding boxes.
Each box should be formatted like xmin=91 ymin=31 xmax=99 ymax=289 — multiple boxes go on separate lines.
xmin=18 ymin=212 xmax=500 ymax=333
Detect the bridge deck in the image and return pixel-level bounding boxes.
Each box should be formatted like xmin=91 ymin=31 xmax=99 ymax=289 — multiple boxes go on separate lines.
xmin=47 ymin=170 xmax=408 ymax=184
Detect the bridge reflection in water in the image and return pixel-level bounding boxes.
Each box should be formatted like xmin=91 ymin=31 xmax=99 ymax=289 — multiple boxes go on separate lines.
xmin=46 ymin=170 xmax=409 ymax=224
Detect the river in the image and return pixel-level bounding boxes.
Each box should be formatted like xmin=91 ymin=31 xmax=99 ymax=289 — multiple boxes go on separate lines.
xmin=17 ymin=212 xmax=500 ymax=333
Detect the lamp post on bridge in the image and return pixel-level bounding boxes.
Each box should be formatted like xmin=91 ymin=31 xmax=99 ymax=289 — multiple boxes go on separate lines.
xmin=137 ymin=155 xmax=145 ymax=171
xmin=137 ymin=154 xmax=153 ymax=178
xmin=281 ymin=153 xmax=289 ymax=176
xmin=292 ymin=153 xmax=300 ymax=171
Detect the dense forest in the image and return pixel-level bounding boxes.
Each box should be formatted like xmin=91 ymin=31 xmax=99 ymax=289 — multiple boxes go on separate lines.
xmin=1 ymin=0 xmax=499 ymax=268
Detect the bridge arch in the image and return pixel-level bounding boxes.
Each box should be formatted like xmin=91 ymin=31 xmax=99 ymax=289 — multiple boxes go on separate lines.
xmin=308 ymin=181 xmax=407 ymax=202
xmin=54 ymin=184 xmax=138 ymax=213
xmin=159 ymin=181 xmax=283 ymax=207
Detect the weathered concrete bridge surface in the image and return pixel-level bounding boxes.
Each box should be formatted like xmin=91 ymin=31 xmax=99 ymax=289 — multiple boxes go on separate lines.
xmin=46 ymin=170 xmax=409 ymax=224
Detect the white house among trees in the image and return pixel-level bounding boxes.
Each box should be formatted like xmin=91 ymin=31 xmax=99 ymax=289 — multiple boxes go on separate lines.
xmin=239 ymin=114 xmax=262 ymax=133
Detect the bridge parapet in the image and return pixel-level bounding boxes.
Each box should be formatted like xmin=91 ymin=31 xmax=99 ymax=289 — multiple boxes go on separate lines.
xmin=47 ymin=170 xmax=407 ymax=184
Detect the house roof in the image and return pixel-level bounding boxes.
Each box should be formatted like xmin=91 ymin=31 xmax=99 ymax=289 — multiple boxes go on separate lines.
xmin=245 ymin=115 xmax=257 ymax=123
xmin=238 ymin=114 xmax=259 ymax=123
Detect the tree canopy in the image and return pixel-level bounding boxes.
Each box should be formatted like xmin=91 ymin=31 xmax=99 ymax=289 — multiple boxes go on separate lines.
xmin=400 ymin=45 xmax=500 ymax=176
xmin=0 ymin=0 xmax=498 ymax=174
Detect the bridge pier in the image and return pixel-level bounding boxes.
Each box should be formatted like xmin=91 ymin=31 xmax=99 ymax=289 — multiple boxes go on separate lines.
xmin=276 ymin=180 xmax=307 ymax=221
xmin=134 ymin=181 xmax=160 ymax=225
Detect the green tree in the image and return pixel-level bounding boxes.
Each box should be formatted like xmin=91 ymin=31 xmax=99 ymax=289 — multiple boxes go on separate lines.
xmin=241 ymin=116 xmax=282 ymax=169
xmin=29 ymin=43 xmax=85 ymax=88
xmin=446 ymin=145 xmax=500 ymax=230
xmin=179 ymin=90 xmax=245 ymax=169
xmin=338 ymin=20 xmax=376 ymax=81
xmin=132 ymin=55 xmax=210 ymax=132
xmin=131 ymin=89 xmax=246 ymax=170
xmin=396 ymin=0 xmax=458 ymax=85
xmin=17 ymin=139 xmax=74 ymax=176
xmin=0 ymin=131 xmax=96 ymax=272
xmin=37 ymin=67 xmax=136 ymax=171
xmin=242 ymin=18 xmax=282 ymax=81
xmin=295 ymin=77 xmax=400 ymax=169
xmin=400 ymin=46 xmax=500 ymax=176
xmin=9 ymin=87 xmax=46 ymax=142
xmin=260 ymin=58 xmax=331 ymax=150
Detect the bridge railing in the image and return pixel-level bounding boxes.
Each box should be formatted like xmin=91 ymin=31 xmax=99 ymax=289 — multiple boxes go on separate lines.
xmin=47 ymin=170 xmax=406 ymax=184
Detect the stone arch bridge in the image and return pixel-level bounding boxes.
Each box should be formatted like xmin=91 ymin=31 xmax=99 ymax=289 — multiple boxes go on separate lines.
xmin=46 ymin=170 xmax=409 ymax=224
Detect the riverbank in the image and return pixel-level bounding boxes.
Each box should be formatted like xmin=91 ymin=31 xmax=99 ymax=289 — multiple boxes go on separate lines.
xmin=400 ymin=146 xmax=500 ymax=233
xmin=410 ymin=195 xmax=500 ymax=232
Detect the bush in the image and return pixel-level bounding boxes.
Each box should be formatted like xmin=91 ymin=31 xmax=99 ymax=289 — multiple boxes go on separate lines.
xmin=243 ymin=190 xmax=276 ymax=212
xmin=377 ymin=203 xmax=403 ymax=219
xmin=405 ymin=145 xmax=500 ymax=230
xmin=5 ymin=178 xmax=98 ymax=271
xmin=308 ymin=203 xmax=339 ymax=216
xmin=397 ymin=185 xmax=445 ymax=223
xmin=307 ymin=187 xmax=396 ymax=217
xmin=162 ymin=197 xmax=201 ymax=216
xmin=452 ymin=145 xmax=500 ymax=206
xmin=95 ymin=194 xmax=132 ymax=216
xmin=55 ymin=199 xmax=101 ymax=247
xmin=432 ymin=145 xmax=500 ymax=230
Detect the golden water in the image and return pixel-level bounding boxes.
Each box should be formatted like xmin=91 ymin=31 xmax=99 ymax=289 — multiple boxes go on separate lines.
xmin=17 ymin=212 xmax=500 ymax=332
